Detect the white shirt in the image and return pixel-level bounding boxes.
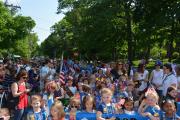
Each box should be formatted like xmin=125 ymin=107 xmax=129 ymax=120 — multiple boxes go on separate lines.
xmin=137 ymin=70 xmax=149 ymax=91
xmin=152 ymin=69 xmax=164 ymax=90
xmin=162 ymin=73 xmax=177 ymax=96
xmin=47 ymin=68 xmax=56 ymax=81
xmin=177 ymin=76 xmax=180 ymax=92
xmin=124 ymin=110 xmax=135 ymax=115
xmin=40 ymin=65 xmax=50 ymax=80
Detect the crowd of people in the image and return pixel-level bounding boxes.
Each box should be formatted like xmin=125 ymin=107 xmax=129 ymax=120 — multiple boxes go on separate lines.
xmin=0 ymin=58 xmax=179 ymax=120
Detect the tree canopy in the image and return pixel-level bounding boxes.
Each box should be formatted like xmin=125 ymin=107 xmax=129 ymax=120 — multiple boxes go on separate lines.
xmin=41 ymin=0 xmax=180 ymax=62
xmin=0 ymin=2 xmax=38 ymax=58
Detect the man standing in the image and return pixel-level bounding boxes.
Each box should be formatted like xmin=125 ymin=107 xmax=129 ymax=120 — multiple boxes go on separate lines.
xmin=40 ymin=59 xmax=51 ymax=92
xmin=162 ymin=63 xmax=178 ymax=97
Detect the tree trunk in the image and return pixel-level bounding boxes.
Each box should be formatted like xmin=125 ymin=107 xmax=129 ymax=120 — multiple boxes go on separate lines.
xmin=145 ymin=42 xmax=151 ymax=64
xmin=125 ymin=4 xmax=133 ymax=75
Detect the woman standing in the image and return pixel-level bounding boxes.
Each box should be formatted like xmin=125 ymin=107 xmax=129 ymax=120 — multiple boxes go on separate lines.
xmin=134 ymin=63 xmax=149 ymax=93
xmin=11 ymin=70 xmax=31 ymax=120
xmin=149 ymin=60 xmax=163 ymax=96
xmin=175 ymin=64 xmax=180 ymax=101
xmin=111 ymin=61 xmax=125 ymax=81
xmin=162 ymin=63 xmax=177 ymax=97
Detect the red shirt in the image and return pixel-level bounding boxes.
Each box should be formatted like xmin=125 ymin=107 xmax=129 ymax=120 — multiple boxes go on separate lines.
xmin=17 ymin=83 xmax=28 ymax=109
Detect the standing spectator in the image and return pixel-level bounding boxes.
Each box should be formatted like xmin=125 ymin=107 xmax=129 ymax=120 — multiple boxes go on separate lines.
xmin=162 ymin=63 xmax=177 ymax=97
xmin=134 ymin=63 xmax=149 ymax=95
xmin=40 ymin=59 xmax=51 ymax=92
xmin=149 ymin=60 xmax=163 ymax=96
xmin=47 ymin=62 xmax=56 ymax=81
xmin=175 ymin=64 xmax=180 ymax=101
xmin=28 ymin=63 xmax=40 ymax=94
xmin=22 ymin=59 xmax=31 ymax=72
xmin=11 ymin=70 xmax=31 ymax=120
xmin=111 ymin=61 xmax=125 ymax=81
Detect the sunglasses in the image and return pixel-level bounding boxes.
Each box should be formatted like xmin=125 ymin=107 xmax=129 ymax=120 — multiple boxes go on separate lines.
xmin=71 ymin=105 xmax=79 ymax=109
xmin=22 ymin=77 xmax=28 ymax=79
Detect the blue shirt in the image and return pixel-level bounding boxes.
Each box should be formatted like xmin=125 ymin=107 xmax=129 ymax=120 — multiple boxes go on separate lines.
xmin=163 ymin=114 xmax=180 ymax=120
xmin=144 ymin=106 xmax=161 ymax=119
xmin=98 ymin=103 xmax=116 ymax=114
xmin=27 ymin=109 xmax=47 ymax=120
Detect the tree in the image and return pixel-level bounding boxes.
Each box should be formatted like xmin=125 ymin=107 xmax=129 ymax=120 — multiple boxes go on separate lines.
xmin=0 ymin=1 xmax=37 ymax=58
xmin=41 ymin=0 xmax=180 ymax=62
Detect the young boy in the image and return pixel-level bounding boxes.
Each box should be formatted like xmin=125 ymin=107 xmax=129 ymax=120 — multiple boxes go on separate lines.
xmin=26 ymin=94 xmax=47 ymax=120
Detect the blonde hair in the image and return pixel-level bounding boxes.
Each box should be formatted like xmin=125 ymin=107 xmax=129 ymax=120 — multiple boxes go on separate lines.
xmin=51 ymin=101 xmax=65 ymax=119
xmin=70 ymin=97 xmax=80 ymax=106
xmin=101 ymin=88 xmax=113 ymax=96
xmin=0 ymin=108 xmax=10 ymax=117
xmin=146 ymin=92 xmax=159 ymax=102
xmin=45 ymin=81 xmax=57 ymax=91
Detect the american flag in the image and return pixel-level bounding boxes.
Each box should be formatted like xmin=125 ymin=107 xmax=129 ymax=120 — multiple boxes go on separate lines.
xmin=59 ymin=72 xmax=65 ymax=84
xmin=145 ymin=86 xmax=157 ymax=97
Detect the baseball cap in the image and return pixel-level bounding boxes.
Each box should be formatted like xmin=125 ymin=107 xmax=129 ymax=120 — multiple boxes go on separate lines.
xmin=155 ymin=60 xmax=162 ymax=66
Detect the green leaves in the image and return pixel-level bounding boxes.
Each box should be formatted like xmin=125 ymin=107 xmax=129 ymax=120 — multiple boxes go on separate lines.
xmin=42 ymin=0 xmax=180 ymax=61
xmin=0 ymin=2 xmax=37 ymax=58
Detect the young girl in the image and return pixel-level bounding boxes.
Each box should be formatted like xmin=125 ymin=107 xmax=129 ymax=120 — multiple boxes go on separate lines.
xmin=138 ymin=90 xmax=161 ymax=120
xmin=69 ymin=96 xmax=81 ymax=120
xmin=42 ymin=81 xmax=56 ymax=115
xmin=26 ymin=94 xmax=47 ymax=120
xmin=47 ymin=101 xmax=65 ymax=120
xmin=126 ymin=81 xmax=137 ymax=100
xmin=97 ymin=88 xmax=118 ymax=120
xmin=54 ymin=81 xmax=65 ymax=101
xmin=166 ymin=86 xmax=177 ymax=101
xmin=162 ymin=99 xmax=180 ymax=120
xmin=115 ymin=81 xmax=128 ymax=103
xmin=123 ymin=97 xmax=135 ymax=115
xmin=82 ymin=95 xmax=96 ymax=113
xmin=65 ymin=79 xmax=77 ymax=98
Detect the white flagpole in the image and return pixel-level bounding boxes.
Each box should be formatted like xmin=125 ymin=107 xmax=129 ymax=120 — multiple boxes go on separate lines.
xmin=60 ymin=51 xmax=64 ymax=73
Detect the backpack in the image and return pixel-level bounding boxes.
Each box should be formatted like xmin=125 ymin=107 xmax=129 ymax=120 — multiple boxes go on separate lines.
xmin=7 ymin=82 xmax=19 ymax=110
